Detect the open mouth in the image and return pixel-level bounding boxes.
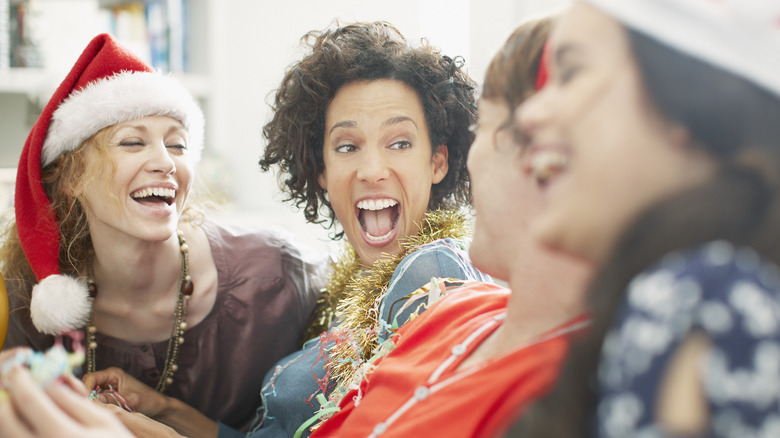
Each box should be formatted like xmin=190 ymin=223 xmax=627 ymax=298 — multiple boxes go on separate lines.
xmin=528 ymin=149 xmax=568 ymax=187
xmin=130 ymin=187 xmax=176 ymax=206
xmin=357 ymin=198 xmax=399 ymax=243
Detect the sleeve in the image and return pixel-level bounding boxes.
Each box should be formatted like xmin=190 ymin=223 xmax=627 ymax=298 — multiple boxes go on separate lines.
xmin=378 ymin=238 xmax=490 ymax=329
xmin=277 ymin=231 xmax=330 ymax=327
xmin=3 ymin=280 xmax=54 ymax=351
xmin=596 ymin=242 xmax=780 ymax=438
xmin=217 ymin=422 xmax=247 ymax=438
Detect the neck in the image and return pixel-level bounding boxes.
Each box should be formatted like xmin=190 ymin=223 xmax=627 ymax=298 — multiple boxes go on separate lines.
xmin=90 ymin=229 xmax=183 ymax=303
xmin=500 ymin=240 xmax=592 ymax=346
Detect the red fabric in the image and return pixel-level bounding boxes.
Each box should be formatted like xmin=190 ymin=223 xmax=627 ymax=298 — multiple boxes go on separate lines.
xmin=535 ymin=41 xmax=551 ymax=90
xmin=14 ymin=33 xmax=151 ymax=282
xmin=312 ymin=282 xmax=586 ymax=438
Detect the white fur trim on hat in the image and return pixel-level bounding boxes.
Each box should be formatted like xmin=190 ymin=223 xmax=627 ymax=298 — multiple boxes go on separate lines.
xmin=582 ymin=0 xmax=780 ymax=98
xmin=42 ymin=70 xmax=205 ymax=167
xmin=30 ymin=275 xmax=91 ymax=335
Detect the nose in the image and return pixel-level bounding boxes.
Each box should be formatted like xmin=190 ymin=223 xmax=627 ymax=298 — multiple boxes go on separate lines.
xmin=146 ymin=142 xmax=176 ymax=175
xmin=356 ymin=147 xmax=390 ymax=184
xmin=515 ymin=88 xmax=553 ymax=140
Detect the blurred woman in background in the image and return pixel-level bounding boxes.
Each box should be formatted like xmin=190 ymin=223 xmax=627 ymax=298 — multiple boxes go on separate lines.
xmin=511 ymin=1 xmax=780 ymax=436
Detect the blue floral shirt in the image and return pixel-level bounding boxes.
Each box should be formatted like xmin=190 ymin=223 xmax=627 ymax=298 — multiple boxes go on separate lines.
xmin=596 ymin=241 xmax=780 ymax=438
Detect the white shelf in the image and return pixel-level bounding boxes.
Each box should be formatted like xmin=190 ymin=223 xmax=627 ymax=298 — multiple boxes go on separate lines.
xmin=0 ymin=68 xmax=49 ymax=95
xmin=0 ymin=67 xmax=210 ymax=99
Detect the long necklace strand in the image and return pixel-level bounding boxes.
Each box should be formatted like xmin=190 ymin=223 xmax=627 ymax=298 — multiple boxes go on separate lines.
xmin=85 ymin=229 xmax=194 ymax=393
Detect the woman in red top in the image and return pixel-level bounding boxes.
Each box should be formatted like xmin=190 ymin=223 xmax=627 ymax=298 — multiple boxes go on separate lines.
xmin=309 ymin=17 xmax=593 ymax=438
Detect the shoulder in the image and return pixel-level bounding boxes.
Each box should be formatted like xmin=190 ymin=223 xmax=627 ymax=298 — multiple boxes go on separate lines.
xmin=397 ymin=238 xmax=469 ymax=270
xmin=397 ymin=281 xmax=509 ymax=334
xmin=203 ymin=221 xmax=324 ymax=267
xmin=201 ymin=221 xmax=293 ymax=252
xmin=603 ymin=241 xmax=780 ymax=386
xmin=387 ymin=238 xmax=489 ymax=297
xmin=626 ymin=241 xmax=780 ymax=320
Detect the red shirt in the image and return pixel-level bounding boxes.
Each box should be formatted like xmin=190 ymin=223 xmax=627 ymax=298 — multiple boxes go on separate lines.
xmin=312 ymin=282 xmax=588 ymax=438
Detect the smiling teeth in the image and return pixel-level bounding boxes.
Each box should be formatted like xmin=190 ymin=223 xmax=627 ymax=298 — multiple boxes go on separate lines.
xmin=357 ymin=198 xmax=398 ymax=210
xmin=131 ymin=187 xmax=176 ymax=199
xmin=365 ymin=229 xmax=395 ymax=242
xmin=530 ymin=151 xmax=568 ymax=182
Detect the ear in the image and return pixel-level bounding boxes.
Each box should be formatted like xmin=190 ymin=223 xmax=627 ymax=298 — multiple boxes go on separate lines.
xmin=317 ymin=169 xmax=328 ymax=191
xmin=431 ymin=145 xmax=449 ymax=184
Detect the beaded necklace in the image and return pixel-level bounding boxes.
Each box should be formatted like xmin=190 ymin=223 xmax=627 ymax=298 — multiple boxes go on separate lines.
xmin=85 ymin=229 xmax=194 ymax=393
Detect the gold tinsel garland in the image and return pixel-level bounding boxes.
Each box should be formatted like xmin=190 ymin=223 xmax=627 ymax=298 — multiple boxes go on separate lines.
xmin=316 ymin=209 xmax=472 ymax=396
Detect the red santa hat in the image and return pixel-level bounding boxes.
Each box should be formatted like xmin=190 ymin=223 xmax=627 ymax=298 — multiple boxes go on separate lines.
xmin=582 ymin=0 xmax=780 ymax=98
xmin=15 ymin=33 xmax=204 ymax=335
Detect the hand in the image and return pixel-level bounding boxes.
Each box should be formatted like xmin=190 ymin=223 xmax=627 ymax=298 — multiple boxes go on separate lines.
xmin=0 ymin=348 xmax=23 ymax=363
xmin=84 ymin=367 xmax=218 ymax=438
xmin=104 ymin=405 xmax=185 ymax=438
xmin=0 ymin=366 xmax=135 ymax=438
xmin=83 ymin=367 xmax=170 ymax=419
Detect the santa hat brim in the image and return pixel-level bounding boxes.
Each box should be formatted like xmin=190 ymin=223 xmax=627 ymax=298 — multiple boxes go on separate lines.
xmin=42 ymin=70 xmax=204 ymax=167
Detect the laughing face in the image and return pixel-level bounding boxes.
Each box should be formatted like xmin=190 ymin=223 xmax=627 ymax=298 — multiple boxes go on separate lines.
xmin=77 ymin=115 xmax=194 ymax=243
xmin=516 ymin=2 xmax=716 ymax=263
xmin=319 ymin=79 xmax=449 ymax=266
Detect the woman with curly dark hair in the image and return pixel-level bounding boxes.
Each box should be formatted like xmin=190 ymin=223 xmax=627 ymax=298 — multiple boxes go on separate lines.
xmin=240 ymin=21 xmax=488 ymax=438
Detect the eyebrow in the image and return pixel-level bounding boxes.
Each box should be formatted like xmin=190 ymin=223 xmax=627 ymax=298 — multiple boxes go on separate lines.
xmin=115 ymin=122 xmax=187 ymax=137
xmin=554 ymin=42 xmax=582 ymax=65
xmin=328 ymin=116 xmax=417 ymax=135
xmin=329 ymin=120 xmax=357 ymax=135
xmin=383 ymin=116 xmax=417 ymax=129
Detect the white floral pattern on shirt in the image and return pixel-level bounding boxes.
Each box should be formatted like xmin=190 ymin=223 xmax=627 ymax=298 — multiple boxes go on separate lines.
xmin=597 ymin=241 xmax=780 ymax=438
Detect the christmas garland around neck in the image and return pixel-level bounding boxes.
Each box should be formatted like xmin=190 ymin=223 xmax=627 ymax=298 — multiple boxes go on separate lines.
xmin=308 ymin=209 xmax=472 ymax=394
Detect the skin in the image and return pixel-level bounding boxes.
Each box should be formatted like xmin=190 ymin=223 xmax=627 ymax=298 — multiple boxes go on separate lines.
xmin=467 ymin=98 xmax=543 ymax=281
xmin=0 ymin=43 xmax=587 ymax=438
xmin=2 ymin=116 xmax=221 ymax=437
xmin=77 ymin=80 xmax=453 ymax=437
xmin=72 ymin=116 xmax=217 ymax=345
xmin=76 ymin=116 xmax=219 ymax=437
xmin=517 ymin=2 xmax=717 ymax=265
xmin=517 ymin=3 xmax=719 ymax=433
xmin=76 ymin=115 xmax=194 ymax=246
xmin=0 ymin=349 xmax=174 ymax=438
xmin=457 ymin=96 xmax=591 ymax=372
xmin=318 ymin=79 xmax=449 ymax=266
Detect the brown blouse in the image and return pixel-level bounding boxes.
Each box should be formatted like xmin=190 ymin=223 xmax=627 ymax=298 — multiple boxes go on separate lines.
xmin=4 ymin=222 xmax=327 ymax=431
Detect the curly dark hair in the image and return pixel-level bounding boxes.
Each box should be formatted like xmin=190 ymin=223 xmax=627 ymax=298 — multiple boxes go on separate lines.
xmin=260 ymin=21 xmax=477 ymax=238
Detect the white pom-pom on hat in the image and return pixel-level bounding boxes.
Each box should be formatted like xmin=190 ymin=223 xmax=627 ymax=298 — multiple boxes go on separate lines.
xmin=30 ymin=275 xmax=91 ymax=335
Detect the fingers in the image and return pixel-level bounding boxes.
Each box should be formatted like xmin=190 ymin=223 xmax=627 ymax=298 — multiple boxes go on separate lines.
xmin=82 ymin=367 xmax=122 ymax=391
xmin=2 ymin=367 xmax=77 ymax=437
xmin=0 ymin=347 xmax=31 ymax=365
xmin=61 ymin=373 xmax=89 ymax=397
xmin=0 ymin=395 xmax=33 ymax=438
xmin=114 ymin=410 xmax=182 ymax=438
xmin=46 ymin=381 xmax=121 ymax=428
